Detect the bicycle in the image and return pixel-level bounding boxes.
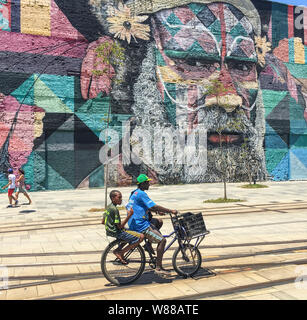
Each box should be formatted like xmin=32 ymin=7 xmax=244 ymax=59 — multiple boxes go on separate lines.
xmin=101 ymin=212 xmax=210 ymax=286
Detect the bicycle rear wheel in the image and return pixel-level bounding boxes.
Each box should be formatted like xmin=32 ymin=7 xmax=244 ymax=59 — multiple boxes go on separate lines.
xmin=101 ymin=240 xmax=145 ymax=286
xmin=172 ymin=244 xmax=202 ymax=277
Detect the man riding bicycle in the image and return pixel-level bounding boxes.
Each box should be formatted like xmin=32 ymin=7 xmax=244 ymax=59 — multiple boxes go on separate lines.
xmin=126 ymin=174 xmax=177 ymax=276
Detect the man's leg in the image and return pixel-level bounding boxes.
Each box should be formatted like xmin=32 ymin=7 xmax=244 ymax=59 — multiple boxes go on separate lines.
xmin=143 ymin=227 xmax=169 ymax=273
xmin=114 ymin=230 xmax=144 ymax=264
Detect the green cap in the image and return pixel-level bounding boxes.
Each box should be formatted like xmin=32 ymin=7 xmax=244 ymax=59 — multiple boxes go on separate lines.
xmin=137 ymin=174 xmax=152 ymax=184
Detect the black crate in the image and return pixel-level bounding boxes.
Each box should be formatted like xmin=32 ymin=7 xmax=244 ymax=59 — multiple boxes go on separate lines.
xmin=174 ymin=212 xmax=207 ymax=239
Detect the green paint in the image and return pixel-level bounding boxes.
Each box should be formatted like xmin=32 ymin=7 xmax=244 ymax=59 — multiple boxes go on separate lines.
xmin=272 ymin=3 xmax=288 ymax=48
xmin=34 ymin=76 xmax=73 ymax=114
xmin=262 ymin=90 xmax=288 ymax=118
xmin=285 ymin=63 xmax=307 ymax=79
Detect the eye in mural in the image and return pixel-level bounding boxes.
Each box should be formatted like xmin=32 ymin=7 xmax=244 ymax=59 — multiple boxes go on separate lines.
xmin=0 ymin=0 xmax=307 ymax=190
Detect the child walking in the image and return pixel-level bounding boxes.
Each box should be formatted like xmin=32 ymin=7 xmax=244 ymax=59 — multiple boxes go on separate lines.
xmin=15 ymin=168 xmax=32 ymax=205
xmin=102 ymin=190 xmax=144 ymax=264
xmin=1 ymin=168 xmax=18 ymax=207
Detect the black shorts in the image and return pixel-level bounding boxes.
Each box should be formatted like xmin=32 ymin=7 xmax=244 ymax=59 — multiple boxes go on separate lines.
xmin=150 ymin=217 xmax=162 ymax=230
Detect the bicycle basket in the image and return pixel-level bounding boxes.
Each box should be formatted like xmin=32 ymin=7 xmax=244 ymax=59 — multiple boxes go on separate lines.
xmin=177 ymin=212 xmax=207 ymax=239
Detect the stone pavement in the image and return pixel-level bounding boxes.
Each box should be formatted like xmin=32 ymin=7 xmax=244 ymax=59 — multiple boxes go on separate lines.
xmin=0 ymin=180 xmax=307 ymax=300
xmin=2 ymin=179 xmax=307 ymax=216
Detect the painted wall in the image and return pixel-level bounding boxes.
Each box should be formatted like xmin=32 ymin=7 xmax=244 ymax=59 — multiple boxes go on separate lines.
xmin=0 ymin=0 xmax=307 ymax=191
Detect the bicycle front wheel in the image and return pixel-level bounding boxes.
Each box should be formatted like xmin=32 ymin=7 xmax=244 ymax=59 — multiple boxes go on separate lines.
xmin=172 ymin=244 xmax=202 ymax=277
xmin=101 ymin=240 xmax=145 ymax=286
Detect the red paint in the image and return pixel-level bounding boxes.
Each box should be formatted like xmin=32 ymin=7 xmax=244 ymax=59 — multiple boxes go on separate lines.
xmin=219 ymin=3 xmax=227 ymax=61
xmin=288 ymin=6 xmax=294 ymax=39
xmin=208 ymin=134 xmax=240 ymax=144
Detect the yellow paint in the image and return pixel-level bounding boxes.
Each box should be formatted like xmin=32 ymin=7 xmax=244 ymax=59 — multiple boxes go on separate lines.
xmin=294 ymin=37 xmax=305 ymax=65
xmin=21 ymin=0 xmax=51 ymax=36
xmin=157 ymin=66 xmax=211 ymax=86
xmin=34 ymin=111 xmax=45 ymax=139
xmin=240 ymin=81 xmax=259 ymax=90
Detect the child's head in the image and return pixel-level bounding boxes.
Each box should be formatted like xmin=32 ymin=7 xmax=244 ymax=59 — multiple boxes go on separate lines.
xmin=18 ymin=168 xmax=25 ymax=175
xmin=8 ymin=168 xmax=13 ymax=174
xmin=109 ymin=190 xmax=122 ymax=205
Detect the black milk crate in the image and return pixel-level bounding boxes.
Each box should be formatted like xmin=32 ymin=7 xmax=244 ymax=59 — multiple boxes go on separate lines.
xmin=173 ymin=212 xmax=207 ymax=239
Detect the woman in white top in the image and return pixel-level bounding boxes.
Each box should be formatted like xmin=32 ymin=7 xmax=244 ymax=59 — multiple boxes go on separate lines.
xmin=15 ymin=168 xmax=32 ymax=205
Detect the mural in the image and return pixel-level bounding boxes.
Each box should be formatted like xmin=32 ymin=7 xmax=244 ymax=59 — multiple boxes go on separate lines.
xmin=0 ymin=0 xmax=307 ymax=191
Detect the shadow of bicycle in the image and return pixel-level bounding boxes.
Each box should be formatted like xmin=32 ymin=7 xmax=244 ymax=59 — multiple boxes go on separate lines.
xmin=132 ymin=267 xmax=216 ymax=286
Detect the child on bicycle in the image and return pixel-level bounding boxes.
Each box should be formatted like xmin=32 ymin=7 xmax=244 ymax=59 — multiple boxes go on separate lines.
xmin=126 ymin=174 xmax=177 ymax=276
xmin=102 ymin=190 xmax=144 ymax=264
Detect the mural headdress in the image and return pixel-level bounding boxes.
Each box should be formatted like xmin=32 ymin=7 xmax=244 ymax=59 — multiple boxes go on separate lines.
xmin=93 ymin=0 xmax=271 ymax=64
xmin=84 ymin=0 xmax=272 ymax=99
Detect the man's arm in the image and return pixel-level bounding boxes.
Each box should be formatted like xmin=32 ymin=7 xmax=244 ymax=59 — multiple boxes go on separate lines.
xmin=149 ymin=205 xmax=177 ymax=215
xmin=118 ymin=208 xmax=134 ymax=229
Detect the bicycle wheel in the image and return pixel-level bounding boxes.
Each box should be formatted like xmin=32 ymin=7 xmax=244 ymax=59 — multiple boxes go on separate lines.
xmin=101 ymin=240 xmax=146 ymax=286
xmin=172 ymin=244 xmax=202 ymax=277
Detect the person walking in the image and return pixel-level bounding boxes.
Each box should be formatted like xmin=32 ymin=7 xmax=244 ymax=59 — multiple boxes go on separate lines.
xmin=1 ymin=168 xmax=18 ymax=207
xmin=15 ymin=168 xmax=32 ymax=205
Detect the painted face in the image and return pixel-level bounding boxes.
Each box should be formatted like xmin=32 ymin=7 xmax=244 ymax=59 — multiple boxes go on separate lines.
xmin=153 ymin=3 xmax=259 ymax=128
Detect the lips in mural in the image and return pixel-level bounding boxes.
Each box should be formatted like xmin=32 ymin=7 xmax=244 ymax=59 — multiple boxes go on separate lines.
xmin=207 ymin=132 xmax=244 ymax=147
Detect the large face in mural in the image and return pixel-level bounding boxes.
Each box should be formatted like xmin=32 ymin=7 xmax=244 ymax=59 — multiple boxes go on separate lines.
xmin=1 ymin=0 xmax=306 ymax=190
xmin=128 ymin=2 xmax=266 ymax=183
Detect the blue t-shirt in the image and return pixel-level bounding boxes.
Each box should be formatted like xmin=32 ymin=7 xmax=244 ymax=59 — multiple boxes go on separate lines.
xmin=126 ymin=189 xmax=156 ymax=233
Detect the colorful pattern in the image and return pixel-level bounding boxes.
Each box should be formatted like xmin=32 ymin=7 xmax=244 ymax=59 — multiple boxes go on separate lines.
xmin=0 ymin=0 xmax=307 ymax=191
xmin=154 ymin=3 xmax=259 ymax=129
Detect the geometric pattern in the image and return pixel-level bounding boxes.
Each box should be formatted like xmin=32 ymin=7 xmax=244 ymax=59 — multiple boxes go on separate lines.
xmin=1 ymin=0 xmax=307 ymax=191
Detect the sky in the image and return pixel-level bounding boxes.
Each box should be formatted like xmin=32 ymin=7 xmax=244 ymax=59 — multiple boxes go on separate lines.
xmin=267 ymin=0 xmax=307 ymax=7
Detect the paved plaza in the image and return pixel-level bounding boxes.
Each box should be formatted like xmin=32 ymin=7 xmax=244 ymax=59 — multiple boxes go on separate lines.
xmin=0 ymin=180 xmax=307 ymax=300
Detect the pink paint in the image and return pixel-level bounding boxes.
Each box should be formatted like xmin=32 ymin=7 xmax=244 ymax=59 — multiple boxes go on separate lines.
xmin=0 ymin=95 xmax=45 ymax=172
xmin=288 ymin=6 xmax=294 ymax=39
xmin=50 ymin=0 xmax=86 ymax=41
xmin=0 ymin=1 xmax=11 ymax=30
xmin=268 ymin=16 xmax=272 ymax=43
xmin=80 ymin=37 xmax=115 ymax=99
xmin=287 ymin=69 xmax=298 ymax=103
xmin=273 ymin=39 xmax=289 ymax=63
xmin=174 ymin=6 xmax=195 ymax=24
xmin=0 ymin=31 xmax=88 ymax=59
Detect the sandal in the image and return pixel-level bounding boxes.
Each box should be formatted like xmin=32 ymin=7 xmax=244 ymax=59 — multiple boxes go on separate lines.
xmin=113 ymin=250 xmax=128 ymax=265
